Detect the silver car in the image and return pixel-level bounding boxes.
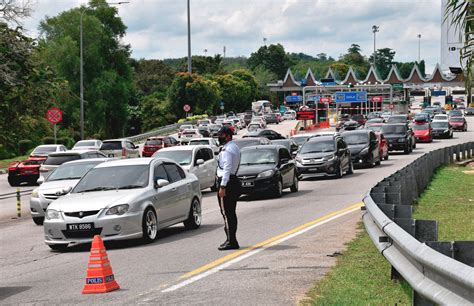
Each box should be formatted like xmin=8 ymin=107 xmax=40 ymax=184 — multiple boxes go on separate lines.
xmin=30 ymin=158 xmax=111 ymax=225
xmin=43 ymin=158 xmax=202 ymax=251
xmin=72 ymin=139 xmax=102 ymax=151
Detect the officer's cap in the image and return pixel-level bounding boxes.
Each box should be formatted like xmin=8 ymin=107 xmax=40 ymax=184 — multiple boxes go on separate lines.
xmin=217 ymin=126 xmax=233 ymax=137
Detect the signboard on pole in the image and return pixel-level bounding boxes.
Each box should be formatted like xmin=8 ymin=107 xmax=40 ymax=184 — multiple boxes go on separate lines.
xmin=320 ymin=97 xmax=331 ymax=103
xmin=46 ymin=107 xmax=63 ymax=124
xmin=389 ymin=103 xmax=394 ymax=109
xmin=335 ymin=91 xmax=367 ymax=103
xmin=306 ymin=95 xmax=320 ymax=102
xmin=183 ymin=104 xmax=191 ymax=112
xmin=285 ymin=95 xmax=303 ymax=103
xmin=431 ymin=90 xmax=447 ymax=96
xmin=392 ymin=83 xmax=404 ymax=90
xmin=296 ymin=110 xmax=316 ymax=120
xmin=371 ymin=96 xmax=383 ymax=103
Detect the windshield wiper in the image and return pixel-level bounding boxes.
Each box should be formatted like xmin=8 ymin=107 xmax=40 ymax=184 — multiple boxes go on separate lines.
xmin=302 ymin=150 xmax=323 ymax=154
xmin=79 ymin=186 xmax=116 ymax=193
xmin=117 ymin=185 xmax=144 ymax=190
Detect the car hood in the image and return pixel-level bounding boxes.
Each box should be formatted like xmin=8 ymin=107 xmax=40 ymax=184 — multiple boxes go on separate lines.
xmin=298 ymin=152 xmax=334 ymax=159
xmin=414 ymin=129 xmax=429 ymax=135
xmin=347 ymin=144 xmax=368 ymax=155
xmin=48 ymin=189 xmax=143 ymax=213
xmin=384 ymin=134 xmax=404 ymax=139
xmin=39 ymin=179 xmax=80 ymax=193
xmin=237 ymin=164 xmax=276 ymax=176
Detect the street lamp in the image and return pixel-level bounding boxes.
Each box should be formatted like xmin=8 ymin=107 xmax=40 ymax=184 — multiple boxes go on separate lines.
xmin=79 ymin=2 xmax=128 ymax=140
xmin=263 ymin=37 xmax=267 ymax=46
xmin=187 ymin=0 xmax=192 ymax=73
xmin=417 ymin=34 xmax=421 ymax=62
xmin=372 ymin=25 xmax=379 ymax=66
xmin=204 ymin=49 xmax=207 ymax=56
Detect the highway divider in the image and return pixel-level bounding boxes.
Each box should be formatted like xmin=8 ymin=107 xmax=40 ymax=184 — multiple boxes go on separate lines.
xmin=363 ymin=142 xmax=474 ymax=305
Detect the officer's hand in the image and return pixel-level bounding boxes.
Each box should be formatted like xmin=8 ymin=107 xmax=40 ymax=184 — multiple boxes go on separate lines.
xmin=219 ymin=187 xmax=226 ymax=198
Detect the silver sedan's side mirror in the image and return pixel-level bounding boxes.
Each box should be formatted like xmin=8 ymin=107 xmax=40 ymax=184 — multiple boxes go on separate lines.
xmin=62 ymin=186 xmax=72 ymax=194
xmin=155 ymin=179 xmax=169 ymax=188
xmin=196 ymin=159 xmax=204 ymax=166
xmin=37 ymin=177 xmax=44 ymax=185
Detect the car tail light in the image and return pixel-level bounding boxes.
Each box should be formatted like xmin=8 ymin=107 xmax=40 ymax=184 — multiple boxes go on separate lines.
xmin=122 ymin=147 xmax=126 ymax=158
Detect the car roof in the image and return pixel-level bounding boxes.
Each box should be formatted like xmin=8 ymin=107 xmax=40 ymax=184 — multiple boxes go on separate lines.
xmin=307 ymin=135 xmax=335 ymax=142
xmin=95 ymin=157 xmax=153 ymax=168
xmin=75 ymin=139 xmax=100 ymax=143
xmin=158 ymin=145 xmax=208 ymax=152
xmin=35 ymin=144 xmax=63 ymax=148
xmin=147 ymin=136 xmax=165 ymax=140
xmin=241 ymin=145 xmax=283 ymax=151
xmin=384 ymin=123 xmax=408 ymax=126
xmin=189 ymin=138 xmax=214 ymax=141
xmin=62 ymin=158 xmax=113 ymax=165
xmin=48 ymin=150 xmax=93 ymax=156
xmin=103 ymin=139 xmax=127 ymax=142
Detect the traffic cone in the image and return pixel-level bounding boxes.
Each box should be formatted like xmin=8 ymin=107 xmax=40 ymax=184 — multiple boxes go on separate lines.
xmin=82 ymin=235 xmax=120 ymax=294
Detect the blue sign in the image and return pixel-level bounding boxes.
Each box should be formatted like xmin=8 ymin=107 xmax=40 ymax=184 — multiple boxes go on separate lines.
xmin=300 ymin=78 xmax=307 ymax=86
xmin=220 ymin=100 xmax=224 ymax=106
xmin=321 ymin=81 xmax=337 ymax=86
xmin=432 ymin=90 xmax=446 ymax=96
xmin=335 ymin=91 xmax=367 ymax=103
xmin=285 ymin=95 xmax=303 ymax=103
xmin=306 ymin=95 xmax=320 ymax=102
xmin=279 ymin=105 xmax=286 ymax=114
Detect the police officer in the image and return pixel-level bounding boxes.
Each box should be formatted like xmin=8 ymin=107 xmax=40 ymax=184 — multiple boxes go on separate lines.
xmin=216 ymin=126 xmax=241 ymax=251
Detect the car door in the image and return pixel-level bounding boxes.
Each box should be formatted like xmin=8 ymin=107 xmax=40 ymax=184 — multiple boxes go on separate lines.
xmin=152 ymin=163 xmax=179 ymax=226
xmin=337 ymin=139 xmax=349 ymax=170
xmin=278 ymin=148 xmax=293 ymax=187
xmin=203 ymin=147 xmax=217 ymax=188
xmin=192 ymin=148 xmax=208 ymax=188
xmin=163 ymin=163 xmax=190 ymax=220
xmin=369 ymin=131 xmax=379 ymax=161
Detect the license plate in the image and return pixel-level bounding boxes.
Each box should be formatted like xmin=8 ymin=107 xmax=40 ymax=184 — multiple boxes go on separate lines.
xmin=241 ymin=181 xmax=254 ymax=187
xmin=308 ymin=168 xmax=319 ymax=172
xmin=67 ymin=223 xmax=94 ymax=231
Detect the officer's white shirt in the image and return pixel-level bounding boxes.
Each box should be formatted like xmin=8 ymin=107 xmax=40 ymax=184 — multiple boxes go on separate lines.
xmin=217 ymin=140 xmax=240 ymax=187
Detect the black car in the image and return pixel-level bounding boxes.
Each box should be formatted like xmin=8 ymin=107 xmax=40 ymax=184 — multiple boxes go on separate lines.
xmin=341 ymin=130 xmax=381 ymax=168
xmin=413 ymin=112 xmax=431 ymax=123
xmin=243 ymin=129 xmax=286 ymax=140
xmin=342 ymin=120 xmax=359 ymax=131
xmin=381 ymin=123 xmax=414 ymax=154
xmin=237 ymin=145 xmax=298 ymax=198
xmin=208 ymin=124 xmax=221 ymax=137
xmin=387 ymin=114 xmax=408 ymax=124
xmin=197 ymin=126 xmax=211 ymax=138
xmin=233 ymin=137 xmax=271 ymax=149
xmin=271 ymin=139 xmax=299 ymax=157
xmin=295 ymin=135 xmax=353 ymax=179
xmin=431 ymin=121 xmax=453 ymax=138
xmin=264 ymin=113 xmax=279 ymax=124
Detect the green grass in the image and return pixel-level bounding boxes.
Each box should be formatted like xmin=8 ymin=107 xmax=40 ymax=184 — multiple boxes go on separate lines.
xmin=0 ymin=154 xmax=30 ymax=169
xmin=301 ymin=222 xmax=412 ymax=305
xmin=413 ymin=166 xmax=474 ymax=241
xmin=302 ymin=165 xmax=473 ymax=305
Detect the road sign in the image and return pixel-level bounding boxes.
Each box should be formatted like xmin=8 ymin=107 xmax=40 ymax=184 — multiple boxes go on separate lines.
xmin=432 ymin=90 xmax=447 ymax=96
xmin=392 ymin=83 xmax=404 ymax=90
xmin=306 ymin=95 xmax=320 ymax=102
xmin=296 ymin=110 xmax=315 ymax=120
xmin=183 ymin=104 xmax=191 ymax=112
xmin=46 ymin=107 xmax=63 ymax=124
xmin=335 ymin=91 xmax=367 ymax=103
xmin=320 ymin=97 xmax=331 ymax=103
xmin=389 ymin=103 xmax=394 ymax=109
xmin=371 ymin=96 xmax=383 ymax=103
xmin=285 ymin=95 xmax=303 ymax=103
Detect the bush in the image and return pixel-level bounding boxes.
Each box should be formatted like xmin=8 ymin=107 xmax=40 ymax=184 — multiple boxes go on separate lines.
xmin=19 ymin=139 xmax=33 ymax=155
xmin=178 ymin=118 xmax=187 ymax=123
xmin=57 ymin=137 xmax=74 ymax=149
xmin=42 ymin=137 xmax=55 ymax=144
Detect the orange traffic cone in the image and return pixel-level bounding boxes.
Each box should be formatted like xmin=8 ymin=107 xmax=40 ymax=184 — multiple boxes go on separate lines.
xmin=82 ymin=235 xmax=120 ymax=294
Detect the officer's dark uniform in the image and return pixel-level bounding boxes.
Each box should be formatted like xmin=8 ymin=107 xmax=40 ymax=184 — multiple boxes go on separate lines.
xmin=216 ymin=126 xmax=241 ymax=250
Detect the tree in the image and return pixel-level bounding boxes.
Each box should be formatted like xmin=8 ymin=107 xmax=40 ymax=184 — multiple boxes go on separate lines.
xmin=253 ymin=65 xmax=277 ymax=100
xmin=0 ymin=0 xmax=32 ymax=25
xmin=341 ymin=44 xmax=368 ymax=67
xmin=248 ymin=43 xmax=294 ymax=79
xmin=230 ymin=69 xmax=258 ymax=100
xmin=139 ymin=92 xmax=176 ymax=131
xmin=38 ymin=0 xmax=134 ymax=138
xmin=369 ymin=48 xmax=396 ymax=79
xmin=132 ymin=59 xmax=174 ymax=96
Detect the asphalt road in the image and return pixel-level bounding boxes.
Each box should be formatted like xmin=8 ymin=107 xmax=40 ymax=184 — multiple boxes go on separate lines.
xmin=0 ymin=117 xmax=473 ymax=304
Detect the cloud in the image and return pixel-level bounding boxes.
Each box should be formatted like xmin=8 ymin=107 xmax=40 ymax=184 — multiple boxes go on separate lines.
xmin=20 ymin=0 xmax=442 ymax=71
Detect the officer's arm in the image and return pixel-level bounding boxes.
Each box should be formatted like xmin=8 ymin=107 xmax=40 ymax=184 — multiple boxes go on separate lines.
xmin=220 ymin=150 xmax=231 ymax=187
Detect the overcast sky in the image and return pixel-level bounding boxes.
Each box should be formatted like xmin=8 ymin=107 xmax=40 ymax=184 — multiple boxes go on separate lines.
xmin=22 ymin=0 xmax=442 ymax=71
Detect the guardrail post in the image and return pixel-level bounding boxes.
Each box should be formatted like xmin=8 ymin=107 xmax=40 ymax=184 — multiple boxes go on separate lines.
xmin=467 ymin=143 xmax=472 ymax=159
xmin=455 ymin=145 xmax=461 ymax=161
xmin=461 ymin=144 xmax=467 ymax=160
xmin=413 ymin=291 xmax=435 ymax=306
xmin=16 ymin=188 xmax=21 ymax=218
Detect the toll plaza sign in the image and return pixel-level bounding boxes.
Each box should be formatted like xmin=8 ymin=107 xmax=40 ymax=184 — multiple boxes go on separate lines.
xmin=296 ymin=110 xmax=316 ymax=120
xmin=335 ymin=91 xmax=367 ymax=103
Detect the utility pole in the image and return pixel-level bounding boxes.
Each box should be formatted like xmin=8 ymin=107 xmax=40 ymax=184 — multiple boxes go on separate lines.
xmin=372 ymin=25 xmax=379 ymax=66
xmin=263 ymin=37 xmax=267 ymax=46
xmin=187 ymin=0 xmax=192 ymax=73
xmin=223 ymin=45 xmax=226 ymax=58
xmin=417 ymin=34 xmax=421 ymax=62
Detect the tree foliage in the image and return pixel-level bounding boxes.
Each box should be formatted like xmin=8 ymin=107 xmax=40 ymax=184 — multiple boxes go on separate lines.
xmin=248 ymin=43 xmax=294 ymax=79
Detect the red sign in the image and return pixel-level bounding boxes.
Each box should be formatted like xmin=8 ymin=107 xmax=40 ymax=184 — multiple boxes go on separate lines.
xmin=296 ymin=111 xmax=316 ymax=120
xmin=320 ymin=97 xmax=331 ymax=103
xmin=371 ymin=96 xmax=383 ymax=103
xmin=46 ymin=107 xmax=63 ymax=124
xmin=183 ymin=104 xmax=191 ymax=112
xmin=389 ymin=103 xmax=394 ymax=110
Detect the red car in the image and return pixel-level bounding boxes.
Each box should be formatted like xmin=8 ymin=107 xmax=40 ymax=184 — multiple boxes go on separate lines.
xmin=412 ymin=122 xmax=433 ymax=143
xmin=449 ymin=116 xmax=467 ymax=131
xmin=142 ymin=136 xmax=180 ymax=157
xmin=8 ymin=157 xmax=46 ymax=186
xmin=376 ymin=133 xmax=389 ymax=160
xmin=351 ymin=114 xmax=367 ymax=126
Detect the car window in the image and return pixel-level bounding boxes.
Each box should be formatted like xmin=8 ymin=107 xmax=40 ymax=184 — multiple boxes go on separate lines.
xmin=163 ymin=138 xmax=171 ymax=145
xmin=279 ymin=148 xmax=291 ymax=160
xmin=204 ymin=148 xmax=213 ymax=161
xmin=154 ymin=164 xmax=168 ymax=181
xmin=195 ymin=149 xmax=206 ymax=161
xmin=44 ymin=155 xmax=81 ymax=165
xmin=126 ymin=141 xmax=135 ymax=149
xmin=101 ymin=141 xmax=122 ymax=150
xmin=163 ymin=163 xmax=183 ymax=183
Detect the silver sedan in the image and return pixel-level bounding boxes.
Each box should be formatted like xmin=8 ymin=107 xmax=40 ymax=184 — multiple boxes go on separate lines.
xmin=43 ymin=158 xmax=202 ymax=251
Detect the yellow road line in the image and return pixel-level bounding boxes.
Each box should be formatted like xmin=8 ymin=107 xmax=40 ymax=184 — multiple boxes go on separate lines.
xmin=179 ymin=201 xmax=364 ymax=280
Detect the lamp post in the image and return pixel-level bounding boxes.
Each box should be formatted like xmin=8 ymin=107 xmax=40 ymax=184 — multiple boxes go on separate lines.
xmin=372 ymin=25 xmax=379 ymax=66
xmin=204 ymin=49 xmax=207 ymax=56
xmin=187 ymin=0 xmax=192 ymax=73
xmin=263 ymin=37 xmax=267 ymax=46
xmin=417 ymin=34 xmax=421 ymax=62
xmin=79 ymin=2 xmax=128 ymax=140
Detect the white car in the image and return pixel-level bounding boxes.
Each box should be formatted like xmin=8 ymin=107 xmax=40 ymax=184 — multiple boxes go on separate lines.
xmin=100 ymin=139 xmax=140 ymax=158
xmin=180 ymin=129 xmax=202 ymax=144
xmin=43 ymin=158 xmax=202 ymax=250
xmin=250 ymin=119 xmax=266 ymax=129
xmin=153 ymin=145 xmax=218 ymax=191
xmin=178 ymin=124 xmax=195 ymax=138
xmin=188 ymin=138 xmax=220 ymax=155
xmin=283 ymin=110 xmax=296 ymax=120
xmin=30 ymin=145 xmax=67 ymax=157
xmin=30 ymin=158 xmax=110 ymax=225
xmin=432 ymin=114 xmax=448 ymax=121
xmin=72 ymin=139 xmax=102 ymax=151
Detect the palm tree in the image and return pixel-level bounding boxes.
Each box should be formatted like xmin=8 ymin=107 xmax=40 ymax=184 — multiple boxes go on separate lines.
xmin=444 ymin=0 xmax=473 ymax=105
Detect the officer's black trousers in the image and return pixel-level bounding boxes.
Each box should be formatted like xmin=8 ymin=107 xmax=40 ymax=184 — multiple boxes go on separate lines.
xmin=217 ymin=176 xmax=239 ymax=244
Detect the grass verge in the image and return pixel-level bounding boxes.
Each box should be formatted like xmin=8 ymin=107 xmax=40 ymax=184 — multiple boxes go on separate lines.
xmin=0 ymin=154 xmax=29 ymax=170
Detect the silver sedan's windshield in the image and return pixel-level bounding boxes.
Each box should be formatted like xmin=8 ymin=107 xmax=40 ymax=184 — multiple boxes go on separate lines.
xmin=154 ymin=151 xmax=193 ymax=165
xmin=47 ymin=162 xmax=101 ymax=182
xmin=73 ymin=165 xmax=149 ymax=193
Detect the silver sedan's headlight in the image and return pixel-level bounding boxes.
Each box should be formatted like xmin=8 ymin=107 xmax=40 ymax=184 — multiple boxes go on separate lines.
xmin=45 ymin=209 xmax=62 ymax=220
xmin=106 ymin=204 xmax=129 ymax=216
xmin=31 ymin=188 xmax=39 ymax=198
xmin=257 ymin=170 xmax=274 ymax=179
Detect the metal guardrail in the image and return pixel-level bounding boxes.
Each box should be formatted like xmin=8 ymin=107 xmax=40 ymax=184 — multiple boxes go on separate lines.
xmin=0 ymin=189 xmax=33 ymax=201
xmin=363 ymin=142 xmax=474 ymax=305
xmin=126 ymin=120 xmax=197 ymax=144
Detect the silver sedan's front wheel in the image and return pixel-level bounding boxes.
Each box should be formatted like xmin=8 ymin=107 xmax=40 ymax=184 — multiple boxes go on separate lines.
xmin=142 ymin=207 xmax=158 ymax=243
xmin=184 ymin=198 xmax=201 ymax=230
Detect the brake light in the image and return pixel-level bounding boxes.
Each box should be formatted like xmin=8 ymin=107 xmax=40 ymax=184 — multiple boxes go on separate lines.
xmin=122 ymin=147 xmax=126 ymax=158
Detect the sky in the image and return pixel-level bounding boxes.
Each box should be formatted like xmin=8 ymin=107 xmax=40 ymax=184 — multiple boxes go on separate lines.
xmin=22 ymin=0 xmax=443 ymax=72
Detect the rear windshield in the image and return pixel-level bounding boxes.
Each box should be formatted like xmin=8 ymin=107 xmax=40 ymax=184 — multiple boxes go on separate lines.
xmin=343 ymin=133 xmax=369 ymax=145
xmin=100 ymin=141 xmax=122 ymax=150
xmin=32 ymin=146 xmax=57 ymax=154
xmin=234 ymin=139 xmax=260 ymax=149
xmin=450 ymin=117 xmax=463 ymax=122
xmin=183 ymin=129 xmax=197 ymax=134
xmin=432 ymin=121 xmax=449 ymax=128
xmin=412 ymin=123 xmax=429 ymax=130
xmin=23 ymin=159 xmax=44 ymax=165
xmin=381 ymin=125 xmax=407 ymax=134
xmin=154 ymin=151 xmax=193 ymax=165
xmin=291 ymin=136 xmax=309 ymax=146
xmin=352 ymin=115 xmax=364 ymax=120
xmin=189 ymin=140 xmax=210 ymax=145
xmin=75 ymin=141 xmax=96 ymax=147
xmin=44 ymin=155 xmax=81 ymax=165
xmin=367 ymin=125 xmax=383 ymax=133
xmin=300 ymin=140 xmax=335 ymax=154
xmin=145 ymin=139 xmax=163 ymax=145
xmin=241 ymin=149 xmax=277 ymax=165
xmin=387 ymin=116 xmax=406 ymax=123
